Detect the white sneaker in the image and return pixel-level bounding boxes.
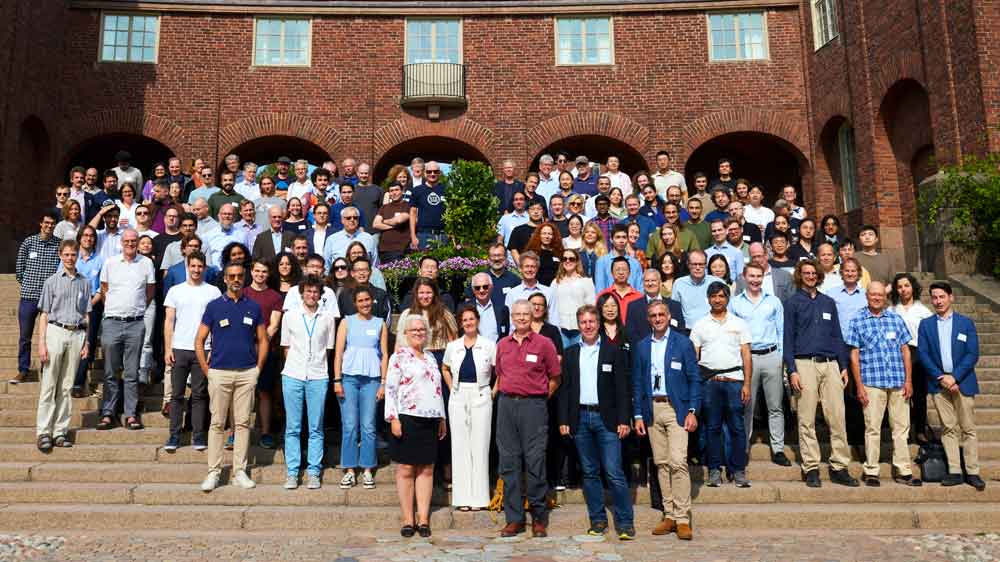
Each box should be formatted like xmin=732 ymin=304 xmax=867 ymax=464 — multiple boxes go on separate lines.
xmin=232 ymin=470 xmax=256 ymax=489
xmin=283 ymin=475 xmax=298 ymax=490
xmin=200 ymin=472 xmax=220 ymax=492
xmin=307 ymin=475 xmax=322 ymax=490
xmin=340 ymin=472 xmax=356 ymax=489
xmin=362 ymin=471 xmax=376 ymax=489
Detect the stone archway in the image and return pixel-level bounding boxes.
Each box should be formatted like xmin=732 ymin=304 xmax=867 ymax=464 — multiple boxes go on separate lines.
xmin=683 ymin=132 xmax=809 ymax=205
xmin=373 ymin=136 xmax=490 ymax=183
xmin=372 ymin=116 xmax=496 ymax=177
xmin=523 ymin=112 xmax=650 ymax=172
xmin=64 ymin=133 xmax=175 ymax=184
xmin=60 ymin=110 xmax=185 ymax=168
xmin=217 ymin=114 xmax=343 ymax=166
xmin=227 ymin=136 xmax=334 ymax=170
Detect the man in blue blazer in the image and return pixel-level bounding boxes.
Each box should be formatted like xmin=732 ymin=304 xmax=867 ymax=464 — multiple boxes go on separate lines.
xmin=917 ymin=282 xmax=984 ymax=490
xmin=632 ymin=300 xmax=702 ymax=541
xmin=625 ymin=269 xmax=687 ymax=345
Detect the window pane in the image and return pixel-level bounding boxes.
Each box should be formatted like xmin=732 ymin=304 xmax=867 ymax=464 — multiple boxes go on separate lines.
xmin=130 ymin=46 xmax=143 ymax=60
xmin=102 ymin=45 xmax=115 ymax=60
xmin=114 ymin=46 xmax=127 ymax=61
xmin=558 ymin=19 xmax=579 ymax=35
xmin=143 ymin=47 xmax=155 ymax=61
xmin=103 ymin=15 xmax=116 ymax=32
xmin=557 ymin=17 xmax=611 ymax=65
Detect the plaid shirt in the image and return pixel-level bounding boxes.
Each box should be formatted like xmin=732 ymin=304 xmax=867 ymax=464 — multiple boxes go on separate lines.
xmin=588 ymin=215 xmax=617 ymax=251
xmin=845 ymin=307 xmax=912 ymax=388
xmin=15 ymin=234 xmax=60 ymax=300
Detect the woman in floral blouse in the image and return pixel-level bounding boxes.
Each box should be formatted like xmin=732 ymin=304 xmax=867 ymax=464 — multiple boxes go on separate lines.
xmin=385 ymin=314 xmax=447 ymax=539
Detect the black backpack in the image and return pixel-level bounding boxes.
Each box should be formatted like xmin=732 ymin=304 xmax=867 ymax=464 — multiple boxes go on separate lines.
xmin=914 ymin=440 xmax=948 ymax=482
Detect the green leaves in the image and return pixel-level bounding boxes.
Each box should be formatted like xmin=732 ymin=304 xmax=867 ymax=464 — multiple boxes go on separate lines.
xmin=441 ymin=159 xmax=499 ymax=250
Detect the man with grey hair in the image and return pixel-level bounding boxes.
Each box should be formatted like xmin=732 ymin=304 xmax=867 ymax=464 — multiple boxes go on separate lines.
xmin=463 ymin=271 xmax=509 ymax=342
xmin=495 ymin=299 xmax=561 ymax=538
xmin=204 ymin=204 xmax=246 ymax=267
xmin=410 ymin=157 xmax=425 ymax=187
xmin=340 ymin=157 xmax=359 ymax=186
xmin=223 ymin=153 xmax=241 ymax=178
xmin=97 ymin=228 xmax=155 ymax=431
xmin=235 ymin=161 xmax=260 ymax=201
xmin=537 ymin=154 xmax=560 ymax=204
xmin=288 ymin=159 xmax=314 ymax=203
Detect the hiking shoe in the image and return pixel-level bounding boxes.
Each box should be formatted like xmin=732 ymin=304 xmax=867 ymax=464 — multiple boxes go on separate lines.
xmin=733 ymin=470 xmax=751 ymax=488
xmin=587 ymin=521 xmax=608 ymax=536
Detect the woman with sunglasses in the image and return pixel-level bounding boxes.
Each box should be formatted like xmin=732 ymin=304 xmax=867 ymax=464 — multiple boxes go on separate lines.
xmin=326 ymin=257 xmax=353 ymax=296
xmin=552 ymin=248 xmax=595 ymax=349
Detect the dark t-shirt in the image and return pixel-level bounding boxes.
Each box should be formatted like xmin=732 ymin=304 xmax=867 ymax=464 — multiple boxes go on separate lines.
xmin=405 ymin=183 xmax=446 ymax=230
xmin=377 ymin=200 xmax=411 ymax=253
xmin=353 ymin=184 xmax=384 ymax=231
xmin=494 ymin=180 xmax=525 ymax=214
xmin=509 ymin=223 xmax=537 ymax=253
xmin=573 ymin=174 xmax=598 ymax=196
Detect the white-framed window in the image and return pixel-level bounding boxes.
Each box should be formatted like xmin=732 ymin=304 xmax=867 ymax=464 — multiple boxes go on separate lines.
xmin=555 ymin=17 xmax=614 ymax=66
xmin=838 ymin=123 xmax=860 ymax=210
xmin=253 ymin=17 xmax=311 ymax=66
xmin=100 ymin=13 xmax=159 ymax=63
xmin=707 ymin=12 xmax=768 ymax=61
xmin=405 ymin=19 xmax=462 ymax=64
xmin=812 ymin=0 xmax=839 ymax=49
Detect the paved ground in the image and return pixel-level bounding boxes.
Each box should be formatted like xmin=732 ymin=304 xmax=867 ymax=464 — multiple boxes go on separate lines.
xmin=3 ymin=529 xmax=1000 ymax=562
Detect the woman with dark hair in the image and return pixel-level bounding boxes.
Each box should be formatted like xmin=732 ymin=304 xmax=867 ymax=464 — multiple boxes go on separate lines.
xmin=890 ymin=272 xmax=935 ymax=444
xmin=788 ymin=218 xmax=818 ymax=262
xmin=269 ymin=252 xmax=302 ymax=297
xmin=326 ymin=257 xmax=353 ymax=296
xmin=346 ymin=240 xmax=386 ymax=290
xmin=626 ymin=222 xmax=649 ymax=270
xmin=658 ymin=252 xmax=682 ymax=298
xmin=639 ymin=184 xmax=667 ymax=227
xmin=820 ymin=214 xmax=842 ymax=252
xmin=764 ymin=214 xmax=797 ymax=246
xmin=214 ymin=241 xmax=251 ymax=292
xmin=596 ymin=292 xmax=626 ymax=347
xmin=708 ymin=253 xmax=733 ymax=287
xmin=142 ymin=161 xmax=168 ymax=202
xmin=524 ymin=222 xmax=564 ymax=286
xmin=607 ymin=187 xmax=628 ymax=220
xmin=282 ymin=197 xmax=309 ymax=233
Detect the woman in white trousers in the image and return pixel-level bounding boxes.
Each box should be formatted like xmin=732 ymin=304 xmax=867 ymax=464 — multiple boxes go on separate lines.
xmin=441 ymin=304 xmax=496 ymax=511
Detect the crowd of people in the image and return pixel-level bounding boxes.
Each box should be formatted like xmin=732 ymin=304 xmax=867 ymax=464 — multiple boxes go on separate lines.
xmin=14 ymin=148 xmax=985 ymax=541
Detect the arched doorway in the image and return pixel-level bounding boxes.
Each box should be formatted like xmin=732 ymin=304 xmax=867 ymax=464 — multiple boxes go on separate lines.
xmin=226 ymin=135 xmax=334 ymax=172
xmin=65 ymin=133 xmax=173 ymax=183
xmin=374 ymin=136 xmax=489 ymax=183
xmin=684 ymin=132 xmax=805 ymax=205
xmin=529 ymin=135 xmax=647 ymax=177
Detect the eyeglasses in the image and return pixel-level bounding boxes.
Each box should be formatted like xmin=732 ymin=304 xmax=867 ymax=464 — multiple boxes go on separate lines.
xmin=202 ymin=173 xmax=213 ymax=178
xmin=333 ymin=265 xmax=348 ymax=271
xmin=569 ymin=201 xmax=583 ymax=207
xmin=225 ymin=274 xmax=243 ymax=280
xmin=473 ymin=285 xmax=490 ymax=291
xmin=342 ymin=216 xmax=358 ymax=221
xmin=56 ymin=192 xmax=69 ymax=197
xmin=135 ymin=211 xmax=149 ymax=216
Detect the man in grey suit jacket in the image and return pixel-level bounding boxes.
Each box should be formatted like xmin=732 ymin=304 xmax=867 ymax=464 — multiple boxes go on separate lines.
xmin=251 ymin=206 xmax=296 ymax=263
xmin=733 ymin=243 xmax=794 ymax=302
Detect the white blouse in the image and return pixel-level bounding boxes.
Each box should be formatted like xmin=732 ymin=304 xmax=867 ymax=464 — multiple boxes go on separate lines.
xmin=384 ymin=346 xmax=445 ymax=421
xmin=443 ymin=336 xmax=496 ymax=388
xmin=893 ymin=301 xmax=933 ymax=347
xmin=552 ymin=275 xmax=596 ymax=330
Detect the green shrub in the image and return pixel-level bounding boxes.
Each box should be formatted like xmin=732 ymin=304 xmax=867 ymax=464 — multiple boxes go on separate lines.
xmin=441 ymin=159 xmax=499 ymax=250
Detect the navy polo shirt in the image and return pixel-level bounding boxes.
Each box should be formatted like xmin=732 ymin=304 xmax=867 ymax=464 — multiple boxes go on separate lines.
xmin=573 ymin=173 xmax=598 ymax=196
xmin=404 ymin=183 xmax=446 ymax=231
xmin=200 ymin=293 xmax=263 ymax=370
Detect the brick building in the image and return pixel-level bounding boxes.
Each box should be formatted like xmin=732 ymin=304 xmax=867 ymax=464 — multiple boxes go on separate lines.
xmin=1 ymin=0 xmax=997 ymax=273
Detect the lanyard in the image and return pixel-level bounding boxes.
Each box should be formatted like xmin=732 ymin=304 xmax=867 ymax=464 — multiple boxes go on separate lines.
xmin=302 ymin=312 xmax=318 ymax=362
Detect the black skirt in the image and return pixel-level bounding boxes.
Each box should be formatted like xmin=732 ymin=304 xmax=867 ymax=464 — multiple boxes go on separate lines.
xmin=390 ymin=414 xmax=440 ymax=465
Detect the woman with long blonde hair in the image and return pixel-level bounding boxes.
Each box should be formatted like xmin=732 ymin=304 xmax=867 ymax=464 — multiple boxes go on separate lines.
xmin=551 ymin=247 xmax=596 ymax=348
xmin=580 ymin=222 xmax=607 ymax=279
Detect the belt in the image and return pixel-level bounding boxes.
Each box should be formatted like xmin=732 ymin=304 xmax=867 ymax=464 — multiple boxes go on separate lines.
xmin=104 ymin=315 xmax=143 ymax=322
xmin=710 ymin=376 xmax=742 ymax=383
xmin=652 ymin=395 xmax=669 ymax=403
xmin=500 ymin=392 xmax=546 ymax=400
xmin=795 ymin=355 xmax=837 ymax=363
xmin=751 ymin=345 xmax=778 ymax=355
xmin=700 ymin=365 xmax=741 ymax=382
xmin=580 ymin=404 xmax=600 ymax=412
xmin=48 ymin=320 xmax=85 ymax=331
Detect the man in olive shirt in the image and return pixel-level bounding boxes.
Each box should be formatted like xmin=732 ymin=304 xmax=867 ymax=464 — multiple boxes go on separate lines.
xmin=855 ymin=225 xmax=894 ymax=285
xmin=685 ymin=198 xmax=712 ymax=251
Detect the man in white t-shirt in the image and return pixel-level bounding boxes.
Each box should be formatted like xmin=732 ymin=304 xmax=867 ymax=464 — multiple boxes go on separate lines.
xmin=283 ymin=254 xmax=340 ymax=318
xmin=163 ymin=250 xmax=221 ymax=452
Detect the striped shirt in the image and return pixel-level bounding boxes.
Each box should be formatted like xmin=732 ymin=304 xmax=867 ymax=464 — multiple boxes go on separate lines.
xmin=15 ymin=234 xmax=60 ymax=300
xmin=845 ymin=307 xmax=912 ymax=388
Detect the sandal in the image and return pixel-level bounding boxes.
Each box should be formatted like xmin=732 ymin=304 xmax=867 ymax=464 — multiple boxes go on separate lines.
xmin=53 ymin=435 xmax=72 ymax=448
xmin=400 ymin=524 xmax=415 ymax=538
xmin=96 ymin=417 xmax=114 ymax=431
xmin=457 ymin=506 xmax=471 ymax=512
xmin=126 ymin=418 xmax=144 ymax=430
xmin=36 ymin=434 xmax=53 ymax=452
xmin=417 ymin=524 xmax=432 ymax=538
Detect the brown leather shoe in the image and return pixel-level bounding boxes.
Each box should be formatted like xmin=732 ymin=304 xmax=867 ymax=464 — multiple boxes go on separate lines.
xmin=9 ymin=372 xmax=28 ymax=385
xmin=500 ymin=522 xmax=525 ymax=537
xmin=531 ymin=520 xmax=548 ymax=538
xmin=652 ymin=517 xmax=676 ymax=535
xmin=676 ymin=522 xmax=693 ymax=540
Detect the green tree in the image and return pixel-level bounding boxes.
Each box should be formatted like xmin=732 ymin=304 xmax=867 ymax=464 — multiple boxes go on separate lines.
xmin=442 ymin=159 xmax=499 ymax=249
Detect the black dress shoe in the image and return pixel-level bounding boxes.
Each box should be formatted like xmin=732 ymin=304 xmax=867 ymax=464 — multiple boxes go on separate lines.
xmin=966 ymin=475 xmax=987 ymax=491
xmin=771 ymin=452 xmax=792 ymax=466
xmin=829 ymin=469 xmax=859 ymax=487
xmin=804 ymin=469 xmax=821 ymax=488
xmin=941 ymin=473 xmax=964 ymax=487
xmin=894 ymin=474 xmax=923 ymax=487
xmin=864 ymin=476 xmax=880 ymax=487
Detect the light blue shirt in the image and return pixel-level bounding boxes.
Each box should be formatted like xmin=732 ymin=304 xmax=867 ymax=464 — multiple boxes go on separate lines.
xmin=593 ymin=251 xmax=643 ymax=294
xmin=269 ymin=229 xmax=284 ymax=255
xmin=204 ymin=224 xmax=246 ymax=267
xmin=187 ymin=186 xmax=220 ymax=205
xmin=239 ymin=220 xmax=263 ymax=249
xmin=497 ymin=211 xmax=530 ymax=246
xmin=323 ymin=230 xmax=378 ymax=270
xmin=705 ymin=242 xmax=745 ymax=279
xmin=58 ymin=252 xmax=104 ymax=296
xmin=671 ymin=274 xmax=723 ymax=326
xmin=476 ymin=299 xmax=499 ymax=343
xmin=504 ymin=282 xmax=559 ymax=329
xmin=729 ymin=291 xmax=783 ymax=353
xmin=578 ymin=339 xmax=601 ymax=406
xmin=537 ymin=173 xmax=560 ymax=205
xmin=650 ymin=331 xmax=670 ymax=397
xmin=829 ymin=284 xmax=867 ymax=337
xmin=938 ymin=313 xmax=954 ymax=373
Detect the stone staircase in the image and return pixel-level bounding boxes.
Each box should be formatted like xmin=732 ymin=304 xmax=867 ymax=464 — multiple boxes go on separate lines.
xmin=0 ymin=273 xmax=998 ymax=532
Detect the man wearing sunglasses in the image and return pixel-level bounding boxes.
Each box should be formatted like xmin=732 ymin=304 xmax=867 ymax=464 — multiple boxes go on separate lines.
xmin=405 ymin=161 xmax=448 ymax=251
xmin=462 ymin=272 xmax=509 ymax=343
xmin=186 ymin=166 xmax=220 ymax=206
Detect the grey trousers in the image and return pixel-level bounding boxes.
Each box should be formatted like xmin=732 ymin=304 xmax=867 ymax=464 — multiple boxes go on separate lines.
xmin=745 ymin=349 xmax=785 ymax=453
xmin=496 ymin=394 xmax=549 ymax=525
xmin=101 ymin=318 xmax=145 ymax=418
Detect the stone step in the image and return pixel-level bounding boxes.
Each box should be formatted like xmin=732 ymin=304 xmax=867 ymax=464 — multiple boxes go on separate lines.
xmin=0 ymin=409 xmax=171 ymax=429
xmin=0 ymin=444 xmax=158 ymax=463
xmin=0 ymin=394 xmax=164 ymax=412
xmin=1 ymin=381 xmax=164 ymax=395
xmin=1 ymin=502 xmax=998 ymax=532
xmin=0 ymin=427 xmax=169 ymax=445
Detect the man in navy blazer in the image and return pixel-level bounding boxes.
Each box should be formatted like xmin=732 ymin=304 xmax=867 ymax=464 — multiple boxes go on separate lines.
xmin=462 ymin=272 xmax=509 ymax=343
xmin=917 ymin=282 xmax=984 ymax=490
xmin=632 ymin=300 xmax=702 ymax=540
xmin=626 ymin=268 xmax=687 ymax=344
xmin=557 ymin=305 xmax=634 ymax=539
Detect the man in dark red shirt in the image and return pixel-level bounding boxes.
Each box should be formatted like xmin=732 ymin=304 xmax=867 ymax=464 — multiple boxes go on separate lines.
xmin=243 ymin=259 xmax=283 ymax=449
xmin=495 ymin=299 xmax=561 ymax=538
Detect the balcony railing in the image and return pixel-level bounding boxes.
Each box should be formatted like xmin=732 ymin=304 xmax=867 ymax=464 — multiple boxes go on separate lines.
xmin=401 ymin=62 xmax=467 ymax=108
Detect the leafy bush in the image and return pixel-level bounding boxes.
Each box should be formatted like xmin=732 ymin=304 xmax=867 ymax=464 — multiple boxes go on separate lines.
xmin=441 ymin=159 xmax=499 ymax=250
xmin=922 ymin=153 xmax=1000 ymax=276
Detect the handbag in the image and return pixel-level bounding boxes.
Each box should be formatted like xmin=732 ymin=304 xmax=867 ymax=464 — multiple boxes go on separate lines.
xmin=914 ymin=440 xmax=948 ymax=482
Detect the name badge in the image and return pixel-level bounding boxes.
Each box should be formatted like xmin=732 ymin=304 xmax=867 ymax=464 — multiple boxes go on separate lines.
xmin=670 ymin=318 xmax=678 ymax=327
xmin=822 ymin=312 xmax=832 ymax=320
xmin=243 ymin=316 xmax=253 ymax=326
xmin=958 ymin=333 xmax=968 ymax=342
xmin=526 ymin=354 xmax=538 ymax=363
xmin=219 ymin=319 xmax=230 ymax=327
xmin=602 ymin=364 xmax=612 ymax=373
xmin=743 ymin=235 xmax=751 ymax=241
xmin=366 ymin=329 xmax=377 ymax=336
xmin=29 ymin=251 xmax=38 ymax=259
xmin=670 ymin=361 xmax=682 ymax=370
xmin=552 ymin=257 xmax=560 ymax=262
xmin=298 ymin=224 xmax=306 ymax=230
xmin=887 ymin=331 xmax=896 ymax=340
xmin=283 ymin=247 xmax=292 ymax=253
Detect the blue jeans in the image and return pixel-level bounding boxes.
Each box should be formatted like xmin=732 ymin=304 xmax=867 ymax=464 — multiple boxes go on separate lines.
xmin=18 ymin=298 xmax=39 ymax=374
xmin=282 ymin=376 xmax=328 ymax=477
xmin=573 ymin=410 xmax=634 ymax=530
xmin=704 ymin=379 xmax=747 ymax=471
xmin=338 ymin=375 xmax=380 ymax=469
